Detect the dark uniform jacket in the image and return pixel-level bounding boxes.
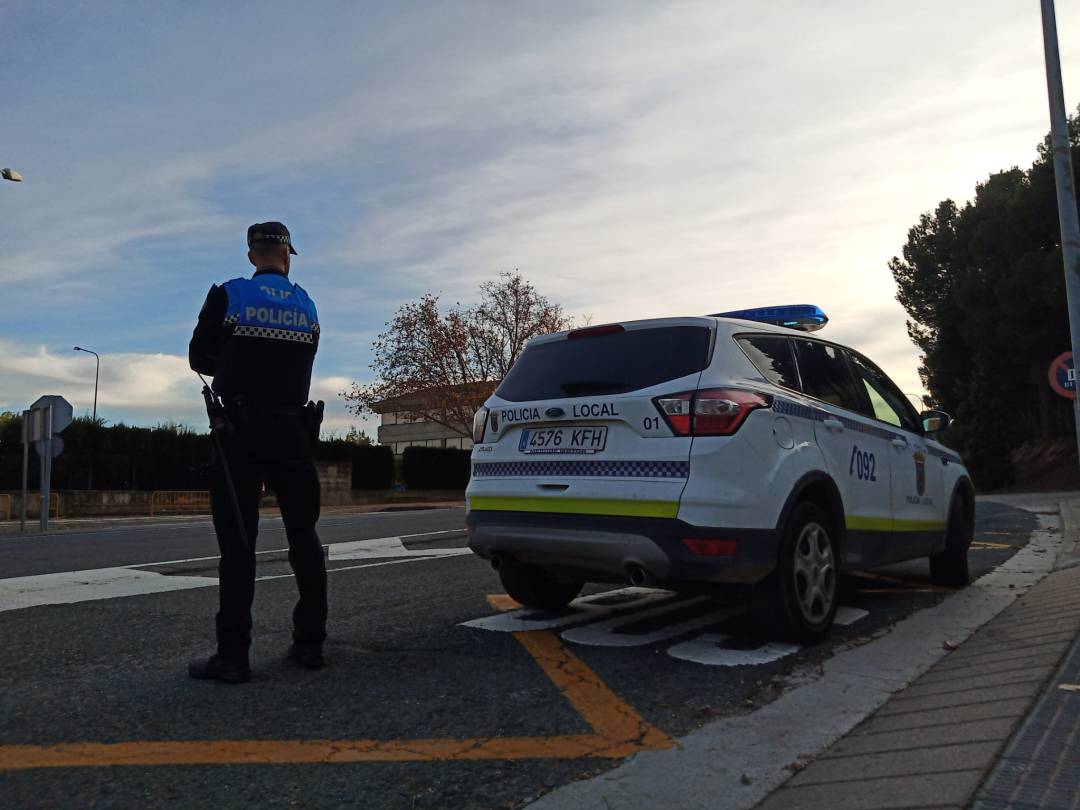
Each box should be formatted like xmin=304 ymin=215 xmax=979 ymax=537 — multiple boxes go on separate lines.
xmin=189 ymin=268 xmax=319 ymax=407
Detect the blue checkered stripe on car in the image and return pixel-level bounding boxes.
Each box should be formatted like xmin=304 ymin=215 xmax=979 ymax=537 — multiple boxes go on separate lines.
xmin=472 ymin=460 xmax=690 ymax=479
xmin=771 ymin=397 xmax=901 ymax=442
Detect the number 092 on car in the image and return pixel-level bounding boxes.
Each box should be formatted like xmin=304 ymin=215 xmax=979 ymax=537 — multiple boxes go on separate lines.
xmin=518 ymin=426 xmax=608 ymax=454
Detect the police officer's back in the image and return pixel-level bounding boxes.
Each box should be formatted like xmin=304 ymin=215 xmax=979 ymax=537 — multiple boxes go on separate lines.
xmin=188 ymin=222 xmax=327 ymax=683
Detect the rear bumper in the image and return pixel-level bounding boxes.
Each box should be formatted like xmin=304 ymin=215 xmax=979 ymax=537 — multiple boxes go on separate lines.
xmin=466 ymin=510 xmax=779 ymax=586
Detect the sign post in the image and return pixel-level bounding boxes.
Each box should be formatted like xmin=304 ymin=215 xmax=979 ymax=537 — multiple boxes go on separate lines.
xmin=1040 ymin=0 xmax=1080 ymax=469
xmin=19 ymin=410 xmax=30 ymax=533
xmin=21 ymin=396 xmax=73 ymax=534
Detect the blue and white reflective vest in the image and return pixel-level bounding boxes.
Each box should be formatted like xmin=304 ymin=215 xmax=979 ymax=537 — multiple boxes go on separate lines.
xmin=222 ymin=274 xmax=319 ymax=344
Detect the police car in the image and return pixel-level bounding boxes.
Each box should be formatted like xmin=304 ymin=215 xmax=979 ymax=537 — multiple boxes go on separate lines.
xmin=465 ymin=305 xmax=974 ymax=642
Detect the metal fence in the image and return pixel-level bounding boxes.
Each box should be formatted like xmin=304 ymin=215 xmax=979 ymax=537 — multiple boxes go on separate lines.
xmin=15 ymin=493 xmax=61 ymax=520
xmin=149 ymin=490 xmax=211 ymax=517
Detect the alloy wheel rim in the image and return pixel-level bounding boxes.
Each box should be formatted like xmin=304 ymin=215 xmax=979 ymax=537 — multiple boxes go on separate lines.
xmin=792 ymin=521 xmax=836 ymax=623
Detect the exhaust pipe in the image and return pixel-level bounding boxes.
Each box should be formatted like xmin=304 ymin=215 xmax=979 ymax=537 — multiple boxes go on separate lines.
xmin=628 ymin=566 xmax=651 ymax=587
xmin=490 ymin=554 xmax=503 ymax=572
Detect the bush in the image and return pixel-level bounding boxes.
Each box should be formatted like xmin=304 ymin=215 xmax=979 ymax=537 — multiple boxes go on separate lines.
xmin=0 ymin=415 xmax=397 ymax=492
xmin=402 ymin=446 xmax=471 ymax=490
xmin=313 ymin=438 xmax=395 ymax=490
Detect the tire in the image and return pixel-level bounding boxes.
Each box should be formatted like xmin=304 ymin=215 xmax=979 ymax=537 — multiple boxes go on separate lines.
xmin=752 ymin=501 xmax=839 ymax=644
xmin=498 ymin=561 xmax=583 ymax=610
xmin=930 ymin=493 xmax=972 ymax=587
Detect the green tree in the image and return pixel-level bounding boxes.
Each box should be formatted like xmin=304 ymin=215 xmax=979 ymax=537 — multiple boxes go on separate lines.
xmin=890 ymin=107 xmax=1080 ymax=488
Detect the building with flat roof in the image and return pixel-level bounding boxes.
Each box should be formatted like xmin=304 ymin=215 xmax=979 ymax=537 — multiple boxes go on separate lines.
xmin=371 ymin=383 xmax=495 ymax=456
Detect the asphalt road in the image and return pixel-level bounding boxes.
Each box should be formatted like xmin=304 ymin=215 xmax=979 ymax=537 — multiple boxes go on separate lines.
xmin=0 ymin=501 xmax=1041 ymax=809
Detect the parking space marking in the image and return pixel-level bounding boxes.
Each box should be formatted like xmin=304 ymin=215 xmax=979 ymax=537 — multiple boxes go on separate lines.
xmin=665 ymin=605 xmax=869 ymax=666
xmin=466 ymin=591 xmax=872 ymax=666
xmin=560 ymin=598 xmax=741 ymax=648
xmin=0 ymin=596 xmax=672 ymax=771
xmin=667 ymin=635 xmax=800 ymax=666
xmin=463 ymin=587 xmax=677 ymax=633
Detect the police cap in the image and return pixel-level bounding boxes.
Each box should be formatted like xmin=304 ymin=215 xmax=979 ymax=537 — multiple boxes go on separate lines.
xmin=247 ymin=221 xmax=298 ymax=255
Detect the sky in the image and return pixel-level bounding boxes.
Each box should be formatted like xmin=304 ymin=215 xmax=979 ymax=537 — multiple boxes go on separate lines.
xmin=2 ymin=0 xmax=1078 ymax=437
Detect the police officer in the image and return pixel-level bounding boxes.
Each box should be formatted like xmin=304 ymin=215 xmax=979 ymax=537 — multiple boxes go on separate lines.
xmin=188 ymin=222 xmax=327 ymax=683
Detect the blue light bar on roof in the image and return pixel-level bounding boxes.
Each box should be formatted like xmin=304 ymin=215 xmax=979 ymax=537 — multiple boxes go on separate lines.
xmin=711 ymin=304 xmax=829 ymax=332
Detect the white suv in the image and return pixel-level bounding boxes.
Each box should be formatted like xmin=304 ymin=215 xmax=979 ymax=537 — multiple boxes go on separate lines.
xmin=465 ymin=306 xmax=974 ymax=642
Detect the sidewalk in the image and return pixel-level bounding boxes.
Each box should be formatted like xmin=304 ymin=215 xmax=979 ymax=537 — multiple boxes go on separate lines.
xmin=756 ymin=500 xmax=1080 ymax=810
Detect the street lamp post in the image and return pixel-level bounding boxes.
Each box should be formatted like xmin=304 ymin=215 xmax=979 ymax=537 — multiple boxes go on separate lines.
xmin=73 ymin=347 xmax=100 ymax=489
xmin=1040 ymin=0 xmax=1080 ymax=471
xmin=1 ymin=168 xmax=22 ymax=182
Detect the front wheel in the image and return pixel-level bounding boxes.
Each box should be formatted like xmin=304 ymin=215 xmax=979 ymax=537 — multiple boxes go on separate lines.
xmin=498 ymin=561 xmax=583 ymax=610
xmin=752 ymin=501 xmax=839 ymax=643
xmin=930 ymin=494 xmax=972 ymax=587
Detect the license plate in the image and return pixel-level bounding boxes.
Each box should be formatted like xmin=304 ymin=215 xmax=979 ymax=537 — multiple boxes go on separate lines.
xmin=518 ymin=426 xmax=608 ymax=454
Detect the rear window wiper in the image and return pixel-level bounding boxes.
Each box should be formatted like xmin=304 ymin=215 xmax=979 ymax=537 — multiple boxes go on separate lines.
xmin=559 ymin=380 xmax=625 ymax=395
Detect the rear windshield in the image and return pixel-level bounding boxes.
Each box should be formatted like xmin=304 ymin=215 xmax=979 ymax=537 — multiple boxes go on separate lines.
xmin=496 ymin=326 xmax=712 ymax=402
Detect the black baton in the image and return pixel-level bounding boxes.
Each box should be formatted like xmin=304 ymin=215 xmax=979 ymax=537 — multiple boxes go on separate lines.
xmin=198 ymin=375 xmax=250 ymax=552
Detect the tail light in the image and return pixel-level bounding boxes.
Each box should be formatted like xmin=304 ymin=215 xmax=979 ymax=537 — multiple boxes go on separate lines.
xmin=654 ymin=389 xmax=770 ymax=436
xmin=473 ymin=407 xmax=490 ymax=443
xmin=683 ymin=538 xmax=738 ymax=557
xmin=568 ymin=324 xmax=625 ymax=340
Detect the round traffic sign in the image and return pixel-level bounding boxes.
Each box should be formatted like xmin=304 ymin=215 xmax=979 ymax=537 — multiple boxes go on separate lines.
xmin=1048 ymin=351 xmax=1076 ymax=399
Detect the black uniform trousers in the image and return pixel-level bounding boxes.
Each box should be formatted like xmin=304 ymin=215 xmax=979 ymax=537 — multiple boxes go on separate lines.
xmin=210 ymin=409 xmax=327 ymax=660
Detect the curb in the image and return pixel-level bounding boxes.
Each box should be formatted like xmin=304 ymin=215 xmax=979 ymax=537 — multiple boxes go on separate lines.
xmin=528 ymin=505 xmax=1067 ymax=810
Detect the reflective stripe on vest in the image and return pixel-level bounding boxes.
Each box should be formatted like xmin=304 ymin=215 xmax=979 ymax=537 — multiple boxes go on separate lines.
xmin=222 ymin=275 xmax=319 ymax=344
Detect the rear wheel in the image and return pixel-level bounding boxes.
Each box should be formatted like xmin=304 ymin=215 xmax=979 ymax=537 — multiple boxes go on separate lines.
xmin=930 ymin=493 xmax=972 ymax=587
xmin=753 ymin=501 xmax=839 ymax=643
xmin=498 ymin=561 xmax=583 ymax=609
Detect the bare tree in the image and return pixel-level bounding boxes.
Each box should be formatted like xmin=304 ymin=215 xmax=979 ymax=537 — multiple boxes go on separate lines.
xmin=344 ymin=272 xmax=574 ymax=437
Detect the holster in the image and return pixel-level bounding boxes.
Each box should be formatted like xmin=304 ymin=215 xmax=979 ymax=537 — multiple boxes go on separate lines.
xmin=304 ymin=400 xmax=325 ymax=445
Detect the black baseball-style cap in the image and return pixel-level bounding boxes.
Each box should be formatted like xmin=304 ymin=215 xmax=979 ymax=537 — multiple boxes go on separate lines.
xmin=247 ymin=221 xmax=298 ymax=255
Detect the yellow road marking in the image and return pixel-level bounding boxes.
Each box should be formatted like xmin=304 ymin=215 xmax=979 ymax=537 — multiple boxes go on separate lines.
xmin=847 ymin=571 xmax=950 ymax=593
xmin=0 ymin=595 xmax=672 ymax=771
xmin=486 ymin=593 xmax=522 ymax=611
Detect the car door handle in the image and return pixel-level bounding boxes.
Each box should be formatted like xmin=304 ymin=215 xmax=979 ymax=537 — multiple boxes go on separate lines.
xmin=891 ymin=437 xmax=908 ymax=449
xmin=822 ymin=417 xmax=844 ymax=431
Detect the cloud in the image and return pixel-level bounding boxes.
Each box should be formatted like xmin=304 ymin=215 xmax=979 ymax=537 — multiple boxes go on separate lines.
xmin=3 ymin=0 xmax=1077 ymax=430
xmin=0 ymin=340 xmax=370 ymax=436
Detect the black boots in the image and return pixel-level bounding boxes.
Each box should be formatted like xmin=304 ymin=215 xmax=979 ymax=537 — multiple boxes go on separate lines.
xmin=188 ymin=654 xmax=252 ymax=684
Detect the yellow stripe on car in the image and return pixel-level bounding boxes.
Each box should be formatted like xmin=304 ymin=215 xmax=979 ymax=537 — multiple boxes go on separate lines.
xmin=846 ymin=516 xmax=947 ymax=532
xmin=468 ymin=496 xmax=680 ymax=519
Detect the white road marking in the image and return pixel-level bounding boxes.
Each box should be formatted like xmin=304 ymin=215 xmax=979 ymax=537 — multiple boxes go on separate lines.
xmin=561 ymin=598 xmax=743 ymax=648
xmin=461 ymin=588 xmax=677 ymax=632
xmin=464 ymin=586 xmax=872 ymax=664
xmin=667 ymin=636 xmax=800 ymax=667
xmin=0 ymin=534 xmax=472 ymax=612
xmin=666 ymin=607 xmax=868 ymax=667
xmin=835 ymin=606 xmax=869 ymax=625
xmin=329 ymin=535 xmax=470 ymax=561
xmin=0 ymin=569 xmax=217 ymax=612
xmin=137 ymin=533 xmax=466 ymax=570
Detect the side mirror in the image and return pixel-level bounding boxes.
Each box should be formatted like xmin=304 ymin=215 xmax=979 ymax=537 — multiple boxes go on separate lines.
xmin=920 ymin=409 xmax=951 ymax=434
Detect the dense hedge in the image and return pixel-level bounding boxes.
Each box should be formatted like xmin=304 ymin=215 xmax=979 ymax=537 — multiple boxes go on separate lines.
xmin=0 ymin=415 xmax=396 ymax=491
xmin=402 ymin=446 xmax=471 ymax=490
xmin=315 ymin=439 xmax=395 ymax=489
